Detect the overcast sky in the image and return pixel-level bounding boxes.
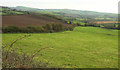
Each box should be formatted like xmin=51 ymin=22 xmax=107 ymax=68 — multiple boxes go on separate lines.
xmin=0 ymin=0 xmax=119 ymax=13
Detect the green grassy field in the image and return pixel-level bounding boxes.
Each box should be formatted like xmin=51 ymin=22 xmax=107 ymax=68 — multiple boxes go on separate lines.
xmin=2 ymin=27 xmax=118 ymax=68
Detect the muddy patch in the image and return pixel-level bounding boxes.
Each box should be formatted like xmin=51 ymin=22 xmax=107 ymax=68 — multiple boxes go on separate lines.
xmin=105 ymin=34 xmax=115 ymax=36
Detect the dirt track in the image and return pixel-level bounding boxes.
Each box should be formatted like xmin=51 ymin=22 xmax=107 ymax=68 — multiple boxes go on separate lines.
xmin=2 ymin=15 xmax=68 ymax=27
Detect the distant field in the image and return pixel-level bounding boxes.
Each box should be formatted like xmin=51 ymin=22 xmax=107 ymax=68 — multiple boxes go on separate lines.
xmin=2 ymin=27 xmax=118 ymax=68
xmin=95 ymin=21 xmax=117 ymax=24
xmin=2 ymin=15 xmax=68 ymax=27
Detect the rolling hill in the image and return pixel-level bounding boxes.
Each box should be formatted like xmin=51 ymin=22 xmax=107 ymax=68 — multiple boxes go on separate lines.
xmin=1 ymin=6 xmax=118 ymax=30
xmin=10 ymin=6 xmax=118 ymax=21
xmin=1 ymin=6 xmax=70 ymax=27
xmin=2 ymin=15 xmax=69 ymax=27
xmin=2 ymin=27 xmax=118 ymax=68
xmin=0 ymin=6 xmax=24 ymax=15
xmin=2 ymin=6 xmax=119 ymax=68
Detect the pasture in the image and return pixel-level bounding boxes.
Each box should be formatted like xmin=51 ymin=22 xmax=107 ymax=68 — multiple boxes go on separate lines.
xmin=2 ymin=27 xmax=118 ymax=68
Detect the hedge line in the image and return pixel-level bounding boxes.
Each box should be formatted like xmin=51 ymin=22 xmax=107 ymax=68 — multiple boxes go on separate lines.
xmin=2 ymin=23 xmax=75 ymax=33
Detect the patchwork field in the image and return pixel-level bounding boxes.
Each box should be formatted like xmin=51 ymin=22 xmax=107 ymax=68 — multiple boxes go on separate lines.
xmin=95 ymin=21 xmax=117 ymax=24
xmin=2 ymin=27 xmax=118 ymax=68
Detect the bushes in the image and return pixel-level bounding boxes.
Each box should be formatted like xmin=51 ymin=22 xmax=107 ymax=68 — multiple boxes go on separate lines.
xmin=85 ymin=23 xmax=100 ymax=27
xmin=102 ymin=24 xmax=117 ymax=29
xmin=84 ymin=23 xmax=118 ymax=29
xmin=2 ymin=23 xmax=74 ymax=33
xmin=64 ymin=24 xmax=76 ymax=31
xmin=93 ymin=23 xmax=100 ymax=27
xmin=2 ymin=26 xmax=45 ymax=33
xmin=2 ymin=35 xmax=49 ymax=68
xmin=76 ymin=23 xmax=81 ymax=26
xmin=27 ymin=26 xmax=45 ymax=33
xmin=2 ymin=26 xmax=20 ymax=33
xmin=44 ymin=23 xmax=64 ymax=32
xmin=84 ymin=23 xmax=96 ymax=27
xmin=54 ymin=24 xmax=64 ymax=32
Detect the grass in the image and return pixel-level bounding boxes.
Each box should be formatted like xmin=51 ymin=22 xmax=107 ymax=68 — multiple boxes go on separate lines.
xmin=76 ymin=18 xmax=86 ymax=20
xmin=2 ymin=27 xmax=118 ymax=68
xmin=72 ymin=21 xmax=85 ymax=25
xmin=1 ymin=7 xmax=24 ymax=15
xmin=95 ymin=18 xmax=112 ymax=19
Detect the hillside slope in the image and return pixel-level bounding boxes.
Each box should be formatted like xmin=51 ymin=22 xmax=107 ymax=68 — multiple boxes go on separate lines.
xmin=10 ymin=6 xmax=117 ymax=21
xmin=2 ymin=27 xmax=118 ymax=68
xmin=2 ymin=15 xmax=69 ymax=27
xmin=1 ymin=6 xmax=70 ymax=27
xmin=0 ymin=6 xmax=24 ymax=15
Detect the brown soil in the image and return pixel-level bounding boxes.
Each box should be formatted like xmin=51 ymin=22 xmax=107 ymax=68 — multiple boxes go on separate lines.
xmin=2 ymin=15 xmax=69 ymax=27
xmin=95 ymin=21 xmax=117 ymax=24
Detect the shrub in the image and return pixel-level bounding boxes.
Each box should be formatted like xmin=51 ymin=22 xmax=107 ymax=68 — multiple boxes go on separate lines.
xmin=69 ymin=26 xmax=74 ymax=31
xmin=45 ymin=24 xmax=51 ymax=30
xmin=84 ymin=23 xmax=94 ymax=26
xmin=2 ymin=26 xmax=45 ymax=33
xmin=64 ymin=25 xmax=75 ymax=31
xmin=26 ymin=26 xmax=45 ymax=33
xmin=69 ymin=21 xmax=72 ymax=24
xmin=64 ymin=27 xmax=69 ymax=31
xmin=2 ymin=23 xmax=75 ymax=33
xmin=51 ymin=23 xmax=64 ymax=32
xmin=19 ymin=27 xmax=29 ymax=33
xmin=26 ymin=26 xmax=35 ymax=33
xmin=76 ymin=23 xmax=82 ymax=26
xmin=2 ymin=26 xmax=20 ymax=33
xmin=103 ymin=24 xmax=116 ymax=29
xmin=52 ymin=24 xmax=56 ymax=31
xmin=2 ymin=35 xmax=49 ymax=68
xmin=93 ymin=23 xmax=100 ymax=27
xmin=84 ymin=23 xmax=89 ymax=26
xmin=56 ymin=24 xmax=64 ymax=32
xmin=49 ymin=30 xmax=54 ymax=33
xmin=36 ymin=26 xmax=45 ymax=32
xmin=44 ymin=24 xmax=52 ymax=32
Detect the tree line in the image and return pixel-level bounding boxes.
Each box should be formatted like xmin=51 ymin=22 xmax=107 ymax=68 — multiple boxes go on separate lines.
xmin=76 ymin=22 xmax=119 ymax=30
xmin=2 ymin=23 xmax=75 ymax=33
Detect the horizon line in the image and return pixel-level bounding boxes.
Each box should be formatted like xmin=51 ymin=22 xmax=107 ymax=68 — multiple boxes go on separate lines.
xmin=1 ymin=5 xmax=118 ymax=14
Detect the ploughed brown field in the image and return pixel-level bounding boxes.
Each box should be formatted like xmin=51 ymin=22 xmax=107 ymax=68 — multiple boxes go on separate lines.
xmin=95 ymin=21 xmax=117 ymax=24
xmin=2 ymin=15 xmax=69 ymax=27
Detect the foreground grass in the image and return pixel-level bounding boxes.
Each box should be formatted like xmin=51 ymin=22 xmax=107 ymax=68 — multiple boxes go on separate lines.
xmin=2 ymin=27 xmax=118 ymax=68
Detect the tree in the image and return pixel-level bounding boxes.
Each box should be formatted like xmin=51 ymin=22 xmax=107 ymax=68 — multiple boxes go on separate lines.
xmin=69 ymin=21 xmax=72 ymax=24
xmin=45 ymin=24 xmax=51 ymax=30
